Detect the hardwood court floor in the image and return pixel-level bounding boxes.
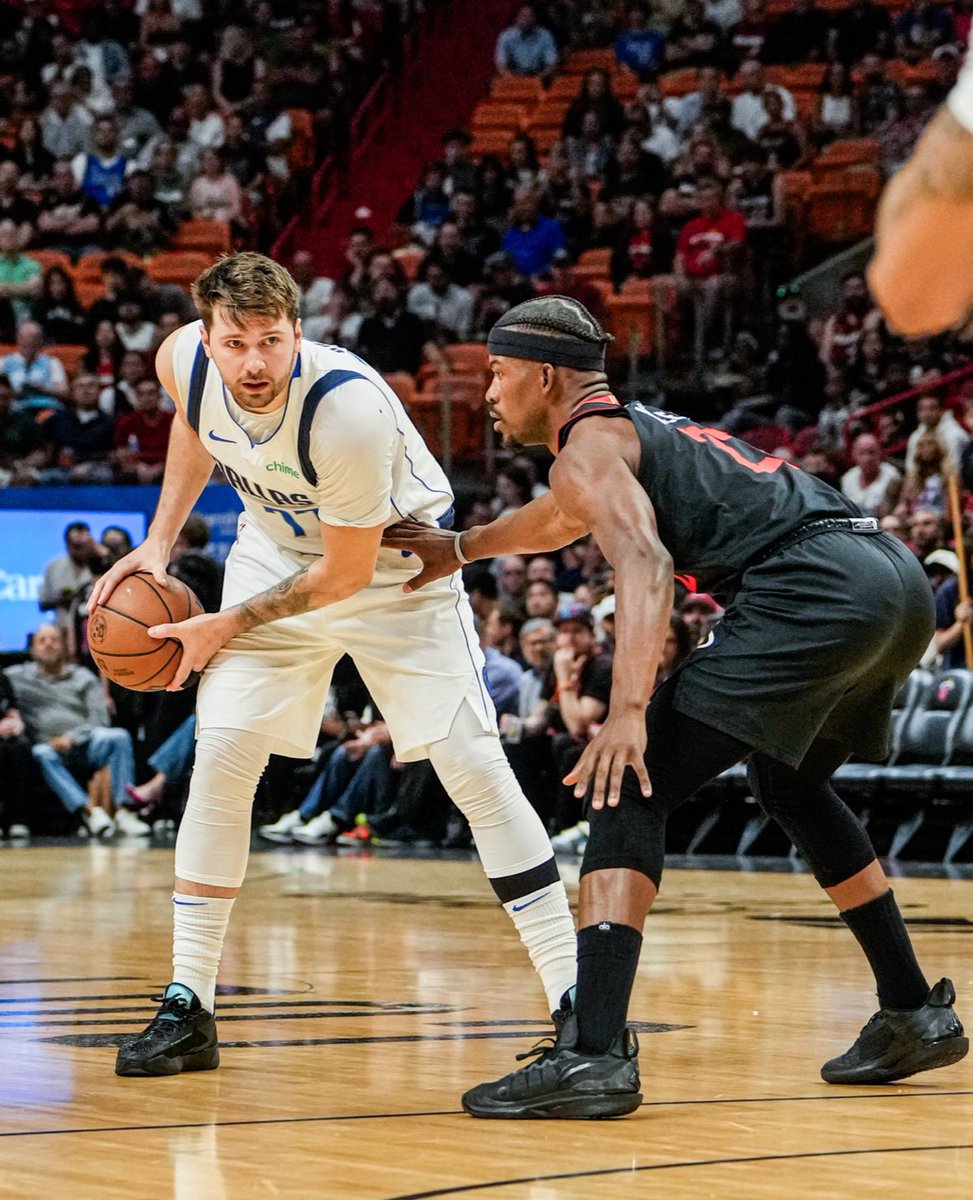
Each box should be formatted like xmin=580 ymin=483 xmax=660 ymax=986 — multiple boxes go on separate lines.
xmin=1 ymin=844 xmax=972 ymax=1199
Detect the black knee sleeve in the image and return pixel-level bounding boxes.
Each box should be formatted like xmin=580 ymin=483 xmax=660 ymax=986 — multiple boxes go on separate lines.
xmin=747 ymin=757 xmax=877 ymax=889
xmin=580 ymin=770 xmax=666 ymax=887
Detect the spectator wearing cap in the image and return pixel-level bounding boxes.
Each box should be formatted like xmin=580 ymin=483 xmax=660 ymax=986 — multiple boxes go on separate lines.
xmin=502 ymin=185 xmax=567 ymax=279
xmin=931 ymin=552 xmax=972 ymax=670
xmin=841 ymin=433 xmax=902 ymax=518
xmin=680 ymin=593 xmax=724 ymax=645
xmin=495 ymin=4 xmax=559 ymax=80
xmin=544 ymin=602 xmax=613 ymax=835
xmin=2 ymin=319 xmax=68 ymax=414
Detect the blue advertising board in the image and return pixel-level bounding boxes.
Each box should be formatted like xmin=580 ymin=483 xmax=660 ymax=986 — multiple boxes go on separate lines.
xmin=0 ymin=484 xmax=242 ymax=652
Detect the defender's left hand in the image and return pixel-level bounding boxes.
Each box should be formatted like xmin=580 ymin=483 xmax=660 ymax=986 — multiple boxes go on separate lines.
xmin=148 ymin=612 xmax=231 ymax=691
xmin=563 ymin=709 xmax=651 ymax=810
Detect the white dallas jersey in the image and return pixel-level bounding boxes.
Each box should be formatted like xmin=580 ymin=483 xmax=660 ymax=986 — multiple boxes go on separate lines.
xmin=170 ymin=323 xmax=455 ymax=554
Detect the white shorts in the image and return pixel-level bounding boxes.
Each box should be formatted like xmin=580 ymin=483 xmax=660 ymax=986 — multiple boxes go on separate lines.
xmin=196 ymin=516 xmax=497 ymax=760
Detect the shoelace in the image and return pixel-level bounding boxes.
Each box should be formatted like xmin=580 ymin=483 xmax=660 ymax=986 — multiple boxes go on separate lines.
xmin=142 ymin=993 xmax=192 ymax=1028
xmin=515 ymin=1035 xmax=558 ymax=1064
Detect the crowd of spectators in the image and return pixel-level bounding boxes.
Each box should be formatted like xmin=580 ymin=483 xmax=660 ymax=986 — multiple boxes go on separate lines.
xmin=8 ymin=1 xmax=973 ymax=851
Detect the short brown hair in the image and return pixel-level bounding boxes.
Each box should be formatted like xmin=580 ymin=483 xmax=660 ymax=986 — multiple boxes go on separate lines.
xmin=192 ymin=252 xmax=300 ymax=329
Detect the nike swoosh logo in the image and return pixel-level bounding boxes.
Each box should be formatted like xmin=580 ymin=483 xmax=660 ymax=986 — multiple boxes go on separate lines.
xmin=208 ymin=430 xmax=235 ymax=443
xmin=512 ymin=891 xmax=551 ymax=912
xmin=172 ymin=899 xmax=207 ymax=906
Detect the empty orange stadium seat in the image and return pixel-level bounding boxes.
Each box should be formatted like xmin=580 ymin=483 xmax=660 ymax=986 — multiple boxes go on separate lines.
xmin=605 ymin=294 xmax=655 ymax=358
xmin=27 ymin=250 xmax=73 ymax=277
xmin=821 ymin=138 xmax=882 ymax=164
xmin=171 ymin=219 xmax=232 ymax=255
xmin=443 ymin=343 xmax=489 ymax=378
xmin=287 ymin=108 xmax=316 ymax=175
xmin=145 ymin=252 xmax=213 ymax=288
xmin=659 ymin=68 xmax=699 ymax=97
xmin=610 ymin=70 xmax=639 ymax=102
xmin=525 ymin=124 xmax=563 ymax=153
xmin=805 ymin=182 xmax=877 ymax=244
xmin=383 ymin=372 xmax=417 ymax=407
xmin=471 ymin=102 xmax=529 ymax=131
xmin=563 ymin=48 xmax=615 ymax=74
xmin=50 ymin=344 xmax=88 ymax=376
xmin=74 ymin=280 xmax=105 ymax=310
xmin=490 ymin=75 xmax=544 ymax=105
xmin=547 ymin=75 xmax=583 ymax=100
xmin=471 ymin=130 xmax=514 ymax=159
xmin=578 ymin=247 xmax=613 ymax=271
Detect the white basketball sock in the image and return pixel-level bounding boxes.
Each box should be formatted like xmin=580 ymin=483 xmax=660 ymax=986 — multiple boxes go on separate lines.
xmin=172 ymin=893 xmax=235 ymax=1013
xmin=427 ymin=701 xmax=578 ymax=1013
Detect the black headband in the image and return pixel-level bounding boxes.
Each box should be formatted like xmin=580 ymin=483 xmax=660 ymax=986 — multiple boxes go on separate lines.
xmin=487 ymin=327 xmax=606 ymax=371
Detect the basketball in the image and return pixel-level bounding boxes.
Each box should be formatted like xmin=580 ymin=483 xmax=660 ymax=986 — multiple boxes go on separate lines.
xmin=88 ymin=572 xmax=203 ymax=692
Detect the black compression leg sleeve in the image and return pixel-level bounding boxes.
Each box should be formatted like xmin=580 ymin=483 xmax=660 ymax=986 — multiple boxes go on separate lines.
xmin=747 ymin=739 xmax=879 ymax=889
xmin=581 ymin=676 xmax=751 ymax=885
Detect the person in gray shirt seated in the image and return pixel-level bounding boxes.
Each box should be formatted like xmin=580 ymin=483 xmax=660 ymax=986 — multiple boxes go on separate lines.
xmin=5 ymin=624 xmax=147 ymax=838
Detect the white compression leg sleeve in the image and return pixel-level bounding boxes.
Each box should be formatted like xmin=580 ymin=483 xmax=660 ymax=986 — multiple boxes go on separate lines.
xmin=174 ymin=728 xmax=273 ymax=888
xmin=171 ymin=729 xmax=274 ymax=1011
xmin=426 ymin=701 xmax=577 ymax=1013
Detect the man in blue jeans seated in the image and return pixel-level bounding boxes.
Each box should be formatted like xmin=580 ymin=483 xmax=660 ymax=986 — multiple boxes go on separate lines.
xmin=5 ymin=624 xmax=149 ymax=838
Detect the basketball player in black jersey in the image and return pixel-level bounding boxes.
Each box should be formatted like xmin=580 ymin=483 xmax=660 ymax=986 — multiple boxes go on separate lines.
xmin=384 ymin=296 xmax=968 ymax=1119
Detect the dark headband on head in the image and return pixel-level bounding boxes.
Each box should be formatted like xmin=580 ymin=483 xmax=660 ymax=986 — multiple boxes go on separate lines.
xmin=487 ymin=327 xmax=607 ymax=371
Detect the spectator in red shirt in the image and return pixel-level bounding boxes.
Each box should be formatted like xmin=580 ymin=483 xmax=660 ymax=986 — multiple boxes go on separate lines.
xmin=112 ymin=377 xmax=173 ymax=484
xmin=674 ymin=180 xmax=747 ymax=363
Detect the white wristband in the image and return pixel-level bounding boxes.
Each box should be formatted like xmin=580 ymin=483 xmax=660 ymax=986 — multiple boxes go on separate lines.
xmin=948 ymin=49 xmax=973 ymax=133
xmin=453 ymin=530 xmax=472 ymax=564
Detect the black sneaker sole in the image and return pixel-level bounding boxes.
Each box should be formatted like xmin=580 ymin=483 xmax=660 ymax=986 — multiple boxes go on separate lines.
xmin=821 ymin=1034 xmax=969 ymax=1085
xmin=462 ymin=1089 xmax=643 ymax=1119
xmin=115 ymin=1044 xmax=220 ymax=1077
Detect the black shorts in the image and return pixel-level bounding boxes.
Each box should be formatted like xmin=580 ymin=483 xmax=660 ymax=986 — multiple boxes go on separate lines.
xmin=670 ymin=530 xmax=935 ymax=768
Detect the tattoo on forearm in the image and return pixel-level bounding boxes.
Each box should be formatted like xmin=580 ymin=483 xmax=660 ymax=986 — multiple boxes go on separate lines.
xmin=236 ymin=565 xmax=313 ymax=631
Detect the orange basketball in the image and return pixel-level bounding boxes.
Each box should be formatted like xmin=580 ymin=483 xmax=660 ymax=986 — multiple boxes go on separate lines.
xmin=88 ymin=572 xmax=203 ymax=692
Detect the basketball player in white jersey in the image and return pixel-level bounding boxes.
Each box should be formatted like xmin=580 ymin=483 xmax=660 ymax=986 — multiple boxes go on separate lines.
xmin=89 ymin=253 xmax=577 ymax=1079
xmin=870 ymin=34 xmax=973 ymax=334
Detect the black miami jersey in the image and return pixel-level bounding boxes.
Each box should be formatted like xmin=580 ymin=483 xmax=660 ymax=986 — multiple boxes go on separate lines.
xmin=558 ymin=397 xmax=858 ymax=596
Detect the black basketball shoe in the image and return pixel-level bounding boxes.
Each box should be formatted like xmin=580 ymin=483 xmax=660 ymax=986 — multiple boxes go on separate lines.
xmin=461 ymin=1007 xmax=642 ymax=1119
xmin=821 ymin=977 xmax=968 ymax=1085
xmin=115 ymin=984 xmax=220 ymax=1077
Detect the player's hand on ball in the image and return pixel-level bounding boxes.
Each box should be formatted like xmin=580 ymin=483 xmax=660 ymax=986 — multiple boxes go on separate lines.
xmin=88 ymin=537 xmax=171 ymax=610
xmin=381 ymin=520 xmax=462 ymax=592
xmin=148 ymin=612 xmax=229 ymax=691
xmin=563 ymin=710 xmax=651 ymax=810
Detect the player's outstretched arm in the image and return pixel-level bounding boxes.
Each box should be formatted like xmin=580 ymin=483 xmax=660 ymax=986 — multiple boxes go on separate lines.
xmin=382 ymin=491 xmax=590 ymax=592
xmin=870 ymin=105 xmax=973 ymax=335
xmin=551 ymin=426 xmax=674 ymax=810
xmin=88 ymin=330 xmax=214 ymax=610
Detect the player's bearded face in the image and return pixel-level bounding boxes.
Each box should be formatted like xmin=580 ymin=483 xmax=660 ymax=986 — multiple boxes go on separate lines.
xmin=486 ymin=355 xmax=549 ymax=446
xmin=206 ymin=308 xmax=301 ymax=412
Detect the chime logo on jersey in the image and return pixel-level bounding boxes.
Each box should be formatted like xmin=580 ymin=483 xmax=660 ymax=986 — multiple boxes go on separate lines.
xmin=222 ymin=463 xmax=312 ymax=508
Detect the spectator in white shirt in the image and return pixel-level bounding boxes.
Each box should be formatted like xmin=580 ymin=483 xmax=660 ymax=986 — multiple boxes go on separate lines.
xmin=840 ymin=433 xmax=901 ymax=517
xmin=730 ymin=59 xmax=796 ymax=141
xmin=407 ymin=261 xmax=474 ymax=342
xmin=177 ymin=84 xmax=225 ymax=176
xmin=291 ymin=249 xmax=334 ymax=320
xmin=905 ymin=393 xmax=971 ymax=474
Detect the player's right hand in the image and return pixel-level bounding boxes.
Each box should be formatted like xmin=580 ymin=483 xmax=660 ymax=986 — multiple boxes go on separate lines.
xmin=87 ymin=539 xmax=171 ymax=611
xmin=381 ymin=520 xmax=462 ymax=592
